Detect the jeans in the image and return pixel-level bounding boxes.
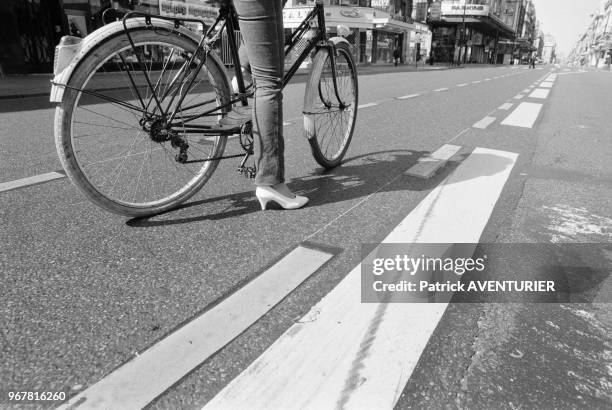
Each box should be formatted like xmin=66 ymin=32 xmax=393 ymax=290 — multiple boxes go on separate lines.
xmin=233 ymin=0 xmax=285 ymax=186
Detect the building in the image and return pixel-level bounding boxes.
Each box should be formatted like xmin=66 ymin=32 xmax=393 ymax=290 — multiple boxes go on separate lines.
xmin=515 ymin=0 xmax=536 ymax=63
xmin=283 ymin=1 xmax=432 ymax=65
xmin=541 ymin=34 xmax=556 ymax=64
xmin=0 ymin=0 xmax=434 ymax=73
xmin=428 ymin=0 xmax=525 ymax=65
xmin=0 ymin=0 xmax=67 ymax=74
xmin=569 ymin=0 xmax=611 ymax=68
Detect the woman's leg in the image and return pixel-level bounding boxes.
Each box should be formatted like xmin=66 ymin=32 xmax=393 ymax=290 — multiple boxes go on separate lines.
xmin=233 ymin=0 xmax=284 ymax=187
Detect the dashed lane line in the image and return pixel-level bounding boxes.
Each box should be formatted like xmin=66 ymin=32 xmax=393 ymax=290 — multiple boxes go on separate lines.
xmin=529 ymin=88 xmax=550 ymax=99
xmin=457 ymin=83 xmax=468 ymax=87
xmin=0 ymin=171 xmax=66 ymax=193
xmin=396 ymin=93 xmax=420 ymax=100
xmin=433 ymin=87 xmax=449 ymax=92
xmin=358 ymin=102 xmax=379 ymax=109
xmin=204 ymin=147 xmax=518 ymax=410
xmin=472 ymin=80 xmax=481 ymax=84
xmin=57 ymin=244 xmax=336 ymax=410
xmin=405 ymin=144 xmax=462 ymax=179
xmin=499 ymin=102 xmax=514 ymax=110
xmin=540 ymin=81 xmax=553 ymax=88
xmin=514 ymin=94 xmax=524 ymax=99
xmin=501 ymin=102 xmax=543 ymax=128
xmin=472 ymin=116 xmax=496 ymax=130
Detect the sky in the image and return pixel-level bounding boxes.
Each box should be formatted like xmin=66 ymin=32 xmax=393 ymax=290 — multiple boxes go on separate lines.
xmin=532 ymin=0 xmax=604 ymax=57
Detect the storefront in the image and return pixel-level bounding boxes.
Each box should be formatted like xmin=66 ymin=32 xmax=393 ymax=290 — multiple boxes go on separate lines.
xmin=0 ymin=0 xmax=66 ymax=74
xmin=283 ymin=3 xmax=430 ymax=65
xmin=0 ymin=0 xmax=166 ymax=74
xmin=429 ymin=1 xmax=515 ymax=64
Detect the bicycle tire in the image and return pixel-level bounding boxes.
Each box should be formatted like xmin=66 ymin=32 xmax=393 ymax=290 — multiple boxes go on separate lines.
xmin=303 ymin=41 xmax=358 ymax=168
xmin=55 ymin=25 xmax=231 ymax=217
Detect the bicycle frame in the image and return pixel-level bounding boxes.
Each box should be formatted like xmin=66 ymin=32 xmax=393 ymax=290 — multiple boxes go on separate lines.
xmin=53 ymin=1 xmax=348 ymax=138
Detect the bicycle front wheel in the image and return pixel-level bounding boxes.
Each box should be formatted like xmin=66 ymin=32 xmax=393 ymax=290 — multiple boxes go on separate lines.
xmin=303 ymin=41 xmax=358 ymax=168
xmin=55 ymin=24 xmax=231 ymax=217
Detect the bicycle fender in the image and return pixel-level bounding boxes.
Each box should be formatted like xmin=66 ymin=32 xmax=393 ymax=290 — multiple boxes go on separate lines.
xmin=50 ymin=19 xmax=207 ymax=103
xmin=327 ymin=36 xmax=350 ymax=47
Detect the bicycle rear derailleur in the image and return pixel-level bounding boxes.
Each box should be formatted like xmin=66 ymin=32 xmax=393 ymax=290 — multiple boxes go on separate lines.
xmin=143 ymin=118 xmax=190 ymax=163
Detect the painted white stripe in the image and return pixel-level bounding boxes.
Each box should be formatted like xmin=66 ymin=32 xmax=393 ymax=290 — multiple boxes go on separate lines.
xmin=433 ymin=87 xmax=449 ymax=92
xmin=0 ymin=171 xmax=65 ymax=193
xmin=472 ymin=80 xmax=481 ymax=84
xmin=498 ymin=102 xmax=514 ymax=110
xmin=514 ymin=94 xmax=524 ymax=99
xmin=358 ymin=102 xmax=378 ymax=109
xmin=540 ymin=81 xmax=553 ymax=88
xmin=283 ymin=121 xmax=292 ymax=126
xmin=396 ymin=93 xmax=420 ymax=100
xmin=501 ymin=102 xmax=543 ymax=128
xmin=484 ymin=78 xmax=491 ymax=81
xmin=473 ymin=116 xmax=496 ymax=129
xmin=523 ymin=88 xmax=531 ymax=93
xmin=58 ymin=245 xmax=334 ymax=410
xmin=529 ymin=88 xmax=550 ymax=99
xmin=405 ymin=144 xmax=462 ymax=179
xmin=457 ymin=83 xmax=468 ymax=87
xmin=205 ymin=147 xmax=518 ymax=410
xmin=546 ymin=76 xmax=557 ymax=82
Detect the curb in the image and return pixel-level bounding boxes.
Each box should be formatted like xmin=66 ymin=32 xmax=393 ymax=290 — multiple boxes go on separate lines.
xmin=0 ymin=64 xmax=504 ymax=100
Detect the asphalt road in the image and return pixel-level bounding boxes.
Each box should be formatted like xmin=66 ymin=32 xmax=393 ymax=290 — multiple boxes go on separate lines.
xmin=1 ymin=65 xmax=611 ymax=409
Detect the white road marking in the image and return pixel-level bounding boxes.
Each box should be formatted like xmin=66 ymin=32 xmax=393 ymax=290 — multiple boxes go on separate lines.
xmin=0 ymin=171 xmax=65 ymax=193
xmin=498 ymin=102 xmax=514 ymax=110
xmin=472 ymin=116 xmax=497 ymax=129
xmin=523 ymin=88 xmax=531 ymax=93
xmin=457 ymin=83 xmax=468 ymax=87
xmin=433 ymin=87 xmax=449 ymax=92
xmin=540 ymin=81 xmax=554 ymax=88
xmin=484 ymin=78 xmax=491 ymax=81
xmin=545 ymin=75 xmax=557 ymax=82
xmin=501 ymin=102 xmax=543 ymax=128
xmin=57 ymin=245 xmax=335 ymax=410
xmin=283 ymin=121 xmax=292 ymax=126
xmin=405 ymin=144 xmax=462 ymax=179
xmin=514 ymin=94 xmax=524 ymax=99
xmin=358 ymin=102 xmax=378 ymax=109
xmin=529 ymin=88 xmax=550 ymax=99
xmin=396 ymin=93 xmax=420 ymax=100
xmin=204 ymin=147 xmax=518 ymax=410
xmin=472 ymin=80 xmax=481 ymax=84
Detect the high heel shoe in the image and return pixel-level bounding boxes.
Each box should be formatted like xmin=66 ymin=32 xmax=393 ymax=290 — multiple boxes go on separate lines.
xmin=255 ymin=186 xmax=309 ymax=210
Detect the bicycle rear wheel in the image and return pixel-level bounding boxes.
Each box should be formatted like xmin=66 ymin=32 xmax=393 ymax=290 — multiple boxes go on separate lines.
xmin=55 ymin=25 xmax=231 ymax=217
xmin=303 ymin=41 xmax=358 ymax=168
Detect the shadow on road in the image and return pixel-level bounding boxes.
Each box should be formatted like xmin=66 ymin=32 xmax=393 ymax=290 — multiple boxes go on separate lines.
xmin=126 ymin=149 xmax=515 ymax=228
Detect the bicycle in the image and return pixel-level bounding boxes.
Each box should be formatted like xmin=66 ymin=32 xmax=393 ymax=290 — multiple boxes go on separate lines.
xmin=51 ymin=0 xmax=358 ymax=217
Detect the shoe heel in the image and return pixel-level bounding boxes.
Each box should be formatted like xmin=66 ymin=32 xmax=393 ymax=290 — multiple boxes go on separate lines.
xmin=258 ymin=197 xmax=268 ymax=211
